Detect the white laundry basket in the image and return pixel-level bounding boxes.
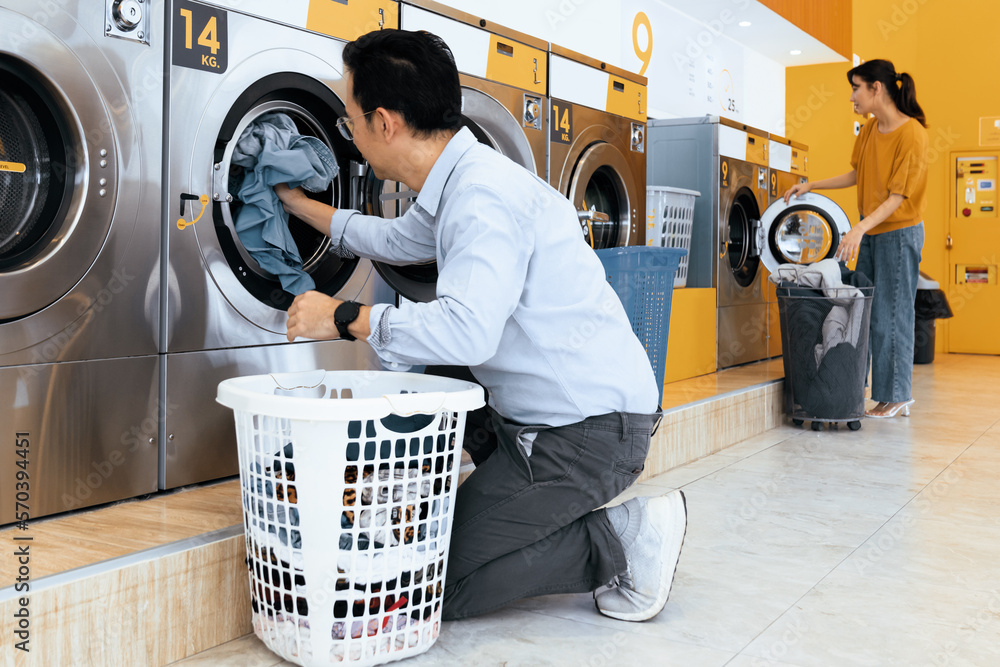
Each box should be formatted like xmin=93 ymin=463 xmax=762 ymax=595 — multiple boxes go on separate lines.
xmin=645 ymin=186 xmax=700 ymax=287
xmin=217 ymin=370 xmax=485 ymax=666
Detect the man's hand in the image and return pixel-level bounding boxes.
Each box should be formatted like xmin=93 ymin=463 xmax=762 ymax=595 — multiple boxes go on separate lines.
xmin=274 ymin=183 xmax=309 ymax=216
xmin=286 ymin=291 xmax=342 ymax=342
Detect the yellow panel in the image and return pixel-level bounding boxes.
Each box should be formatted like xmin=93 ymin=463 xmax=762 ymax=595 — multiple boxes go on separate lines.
xmin=790 ymin=148 xmax=808 ymax=176
xmin=484 ymin=35 xmax=546 ymax=95
xmin=306 ymin=0 xmax=399 ymax=42
xmin=955 ymin=157 xmax=998 ymax=219
xmin=663 ymin=288 xmax=717 ymax=384
xmin=606 ymin=75 xmax=646 ymax=122
xmin=745 ymin=134 xmax=768 ymax=167
xmin=980 ymin=116 xmax=1000 ymax=147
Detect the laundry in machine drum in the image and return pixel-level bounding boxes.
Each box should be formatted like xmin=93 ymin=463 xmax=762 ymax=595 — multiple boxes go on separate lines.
xmin=229 ymin=111 xmax=340 ymax=295
xmin=209 ymin=92 xmax=361 ymax=311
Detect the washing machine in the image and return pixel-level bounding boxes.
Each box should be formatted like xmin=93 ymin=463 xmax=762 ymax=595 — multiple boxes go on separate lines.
xmin=548 ymin=44 xmax=647 ymax=250
xmin=162 ymin=0 xmax=398 ymax=489
xmin=0 ymin=0 xmax=164 ymax=523
xmin=766 ymin=134 xmax=810 ymax=358
xmin=647 ymin=117 xmax=770 ymax=369
xmin=377 ymin=0 xmax=548 ymax=302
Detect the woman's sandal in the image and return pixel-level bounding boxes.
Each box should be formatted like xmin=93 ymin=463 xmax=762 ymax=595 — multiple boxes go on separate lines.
xmin=865 ymin=399 xmax=915 ymax=419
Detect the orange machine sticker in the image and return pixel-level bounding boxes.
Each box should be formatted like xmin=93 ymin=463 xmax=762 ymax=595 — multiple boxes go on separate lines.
xmin=306 ymin=0 xmax=399 ymax=42
xmin=605 ymin=75 xmax=645 ymax=122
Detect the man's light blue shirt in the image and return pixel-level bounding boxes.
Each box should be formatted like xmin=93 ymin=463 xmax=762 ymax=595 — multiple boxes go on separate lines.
xmin=329 ymin=127 xmax=658 ymax=426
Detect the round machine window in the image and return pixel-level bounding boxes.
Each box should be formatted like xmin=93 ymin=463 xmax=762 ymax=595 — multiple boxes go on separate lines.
xmin=0 ymin=63 xmax=73 ymax=270
xmin=773 ymin=210 xmax=833 ymax=264
xmin=581 ymin=166 xmax=623 ymax=250
xmin=727 ymin=191 xmax=761 ymax=288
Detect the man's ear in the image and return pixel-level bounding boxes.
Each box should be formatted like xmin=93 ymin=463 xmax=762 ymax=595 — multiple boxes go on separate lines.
xmin=374 ymin=107 xmax=403 ymax=143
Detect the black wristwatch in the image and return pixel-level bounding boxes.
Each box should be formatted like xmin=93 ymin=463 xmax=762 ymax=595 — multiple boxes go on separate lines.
xmin=333 ymin=300 xmax=362 ymax=341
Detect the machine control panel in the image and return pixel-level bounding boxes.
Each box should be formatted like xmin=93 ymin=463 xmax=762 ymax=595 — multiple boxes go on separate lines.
xmin=106 ymin=0 xmax=149 ymax=44
xmin=956 ymin=156 xmax=998 ymax=218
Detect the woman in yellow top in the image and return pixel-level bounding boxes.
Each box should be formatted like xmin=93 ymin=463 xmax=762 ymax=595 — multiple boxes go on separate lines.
xmin=784 ymin=59 xmax=928 ymax=419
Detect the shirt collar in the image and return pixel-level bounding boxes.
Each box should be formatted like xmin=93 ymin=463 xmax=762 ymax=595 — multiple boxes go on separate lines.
xmin=414 ymin=127 xmax=477 ymax=217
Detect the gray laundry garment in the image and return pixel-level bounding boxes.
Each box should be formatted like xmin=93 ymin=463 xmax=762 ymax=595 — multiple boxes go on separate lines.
xmin=231 ymin=112 xmax=340 ymax=295
xmin=772 ymin=258 xmax=865 ymax=366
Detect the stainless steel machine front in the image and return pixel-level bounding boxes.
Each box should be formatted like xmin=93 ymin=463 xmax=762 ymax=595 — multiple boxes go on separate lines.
xmin=162 ymin=0 xmax=396 ymax=489
xmin=0 ymin=0 xmax=164 ymax=522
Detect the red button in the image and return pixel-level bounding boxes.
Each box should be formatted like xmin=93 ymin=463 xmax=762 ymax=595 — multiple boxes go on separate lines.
xmin=963 ymin=208 xmax=972 ymax=217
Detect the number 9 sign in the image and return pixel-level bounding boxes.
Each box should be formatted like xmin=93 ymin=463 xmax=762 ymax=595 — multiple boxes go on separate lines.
xmin=633 ymin=12 xmax=652 ymax=77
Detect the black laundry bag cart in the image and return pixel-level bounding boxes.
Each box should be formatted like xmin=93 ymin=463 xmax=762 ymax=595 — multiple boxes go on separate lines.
xmin=777 ymin=280 xmax=874 ymax=432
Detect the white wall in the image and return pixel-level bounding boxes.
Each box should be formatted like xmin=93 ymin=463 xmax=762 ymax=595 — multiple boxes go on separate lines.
xmin=435 ymin=0 xmax=786 ymax=134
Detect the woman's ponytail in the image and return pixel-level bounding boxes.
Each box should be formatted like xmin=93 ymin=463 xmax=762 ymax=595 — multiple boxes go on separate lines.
xmin=895 ymin=72 xmax=926 ymax=127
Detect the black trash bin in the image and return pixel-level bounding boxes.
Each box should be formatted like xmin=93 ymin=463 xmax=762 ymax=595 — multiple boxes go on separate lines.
xmin=914 ymin=272 xmax=953 ymax=364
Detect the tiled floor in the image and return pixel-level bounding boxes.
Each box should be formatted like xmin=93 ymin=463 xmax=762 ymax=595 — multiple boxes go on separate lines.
xmin=169 ymin=353 xmax=1000 ymax=666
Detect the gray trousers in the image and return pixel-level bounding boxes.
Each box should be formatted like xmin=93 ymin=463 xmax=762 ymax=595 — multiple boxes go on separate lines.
xmin=442 ymin=407 xmax=660 ymax=620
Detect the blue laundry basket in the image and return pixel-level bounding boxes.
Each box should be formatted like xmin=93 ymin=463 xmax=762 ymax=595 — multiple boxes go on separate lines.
xmin=595 ymin=247 xmax=687 ymax=404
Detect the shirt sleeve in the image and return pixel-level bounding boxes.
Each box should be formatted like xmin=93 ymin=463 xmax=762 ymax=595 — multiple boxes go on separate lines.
xmin=330 ymin=207 xmax=437 ymax=265
xmin=366 ymin=183 xmax=532 ymax=368
xmin=885 ymin=125 xmax=929 ymax=199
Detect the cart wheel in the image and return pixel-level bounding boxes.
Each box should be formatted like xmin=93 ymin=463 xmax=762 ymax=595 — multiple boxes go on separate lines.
xmin=848 ymin=421 xmax=862 ymax=431
xmin=811 ymin=421 xmax=824 ymax=431
xmin=792 ymin=419 xmax=804 ymax=426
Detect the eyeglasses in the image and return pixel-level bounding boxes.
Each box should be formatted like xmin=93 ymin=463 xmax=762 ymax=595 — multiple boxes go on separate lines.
xmin=336 ymin=109 xmax=377 ymax=142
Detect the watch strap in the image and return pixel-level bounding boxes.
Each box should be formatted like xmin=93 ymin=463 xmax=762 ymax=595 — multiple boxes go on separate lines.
xmin=334 ymin=300 xmax=361 ymax=341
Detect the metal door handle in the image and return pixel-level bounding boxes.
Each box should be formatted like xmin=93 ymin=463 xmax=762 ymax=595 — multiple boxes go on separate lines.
xmin=946 ymin=234 xmax=953 ymax=249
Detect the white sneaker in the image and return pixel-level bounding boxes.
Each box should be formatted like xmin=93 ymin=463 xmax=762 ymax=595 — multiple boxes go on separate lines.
xmin=595 ymin=490 xmax=687 ymax=621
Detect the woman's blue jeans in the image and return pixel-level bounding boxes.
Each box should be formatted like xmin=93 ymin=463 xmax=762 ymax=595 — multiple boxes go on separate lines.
xmin=855 ymin=222 xmax=924 ymax=404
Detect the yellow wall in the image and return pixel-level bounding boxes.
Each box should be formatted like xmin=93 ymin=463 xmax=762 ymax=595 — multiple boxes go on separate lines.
xmin=785 ymin=0 xmax=1000 ymax=352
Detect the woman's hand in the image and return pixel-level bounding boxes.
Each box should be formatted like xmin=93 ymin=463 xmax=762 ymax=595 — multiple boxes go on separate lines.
xmin=835 ymin=226 xmax=865 ymax=263
xmin=783 ymin=181 xmax=812 ymax=204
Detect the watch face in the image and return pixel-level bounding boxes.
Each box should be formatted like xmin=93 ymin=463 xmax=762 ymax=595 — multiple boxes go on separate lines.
xmin=335 ymin=300 xmax=361 ymax=325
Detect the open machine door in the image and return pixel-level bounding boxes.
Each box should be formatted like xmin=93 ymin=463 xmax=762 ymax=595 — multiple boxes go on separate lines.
xmin=757 ymin=192 xmax=853 ymax=275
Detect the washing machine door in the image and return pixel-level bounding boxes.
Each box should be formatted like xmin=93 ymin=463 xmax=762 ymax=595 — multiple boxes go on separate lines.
xmin=199 ymin=73 xmax=361 ymax=313
xmin=368 ymin=86 xmax=535 ymax=303
xmin=725 ymin=187 xmax=764 ymax=288
xmin=757 ymin=192 xmax=852 ymax=274
xmin=0 ymin=39 xmax=116 ymax=321
xmin=567 ymin=140 xmax=636 ymax=250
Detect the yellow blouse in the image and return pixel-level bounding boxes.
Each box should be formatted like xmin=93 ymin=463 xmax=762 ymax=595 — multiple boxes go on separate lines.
xmin=850 ymin=116 xmax=928 ymax=235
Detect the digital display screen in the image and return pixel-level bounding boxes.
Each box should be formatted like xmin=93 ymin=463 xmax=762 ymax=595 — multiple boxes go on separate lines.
xmin=978 ymin=179 xmax=995 ymax=191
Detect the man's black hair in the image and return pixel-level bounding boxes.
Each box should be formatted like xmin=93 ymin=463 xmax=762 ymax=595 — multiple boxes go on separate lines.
xmin=343 ymin=29 xmax=462 ymax=137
